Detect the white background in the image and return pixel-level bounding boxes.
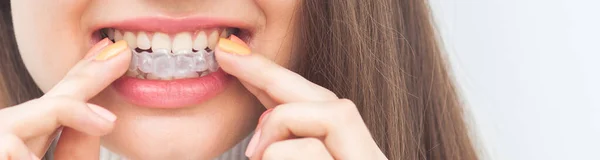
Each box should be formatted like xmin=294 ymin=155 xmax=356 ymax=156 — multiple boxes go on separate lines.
xmin=430 ymin=0 xmax=600 ymax=159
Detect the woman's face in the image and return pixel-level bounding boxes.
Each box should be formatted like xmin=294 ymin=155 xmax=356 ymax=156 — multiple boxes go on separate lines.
xmin=11 ymin=0 xmax=298 ymax=159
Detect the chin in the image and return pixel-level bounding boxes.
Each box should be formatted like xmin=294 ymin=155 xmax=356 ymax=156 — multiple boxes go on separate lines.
xmin=92 ymin=80 xmax=261 ymax=159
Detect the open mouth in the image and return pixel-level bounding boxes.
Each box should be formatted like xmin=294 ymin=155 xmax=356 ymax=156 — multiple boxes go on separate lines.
xmin=98 ymin=27 xmax=240 ymax=80
xmin=101 ymin=18 xmax=252 ymax=108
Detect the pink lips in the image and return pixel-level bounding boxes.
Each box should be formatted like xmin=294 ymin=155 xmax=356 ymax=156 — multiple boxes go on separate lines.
xmin=113 ymin=70 xmax=230 ymax=108
xmin=102 ymin=17 xmax=248 ymax=108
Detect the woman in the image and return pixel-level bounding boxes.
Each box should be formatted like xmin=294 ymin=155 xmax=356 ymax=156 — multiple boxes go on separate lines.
xmin=0 ymin=0 xmax=478 ymax=159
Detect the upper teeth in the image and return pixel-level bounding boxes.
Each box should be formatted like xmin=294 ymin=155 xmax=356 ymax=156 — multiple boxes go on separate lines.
xmin=173 ymin=32 xmax=193 ymax=54
xmin=110 ymin=29 xmax=228 ymax=53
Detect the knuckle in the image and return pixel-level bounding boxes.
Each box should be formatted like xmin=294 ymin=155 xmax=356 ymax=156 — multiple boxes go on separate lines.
xmin=313 ymin=86 xmax=338 ymax=100
xmin=299 ymin=138 xmax=322 ymax=149
xmin=325 ymin=91 xmax=339 ymax=99
xmin=39 ymin=97 xmax=83 ymax=118
xmin=266 ymin=106 xmax=286 ymax=123
xmin=0 ymin=134 xmax=23 ymax=154
xmin=270 ymin=103 xmax=298 ymax=121
xmin=334 ymin=99 xmax=362 ymax=124
xmin=43 ymin=97 xmax=72 ymax=114
xmin=299 ymin=138 xmax=332 ymax=159
xmin=0 ymin=134 xmax=19 ymax=145
xmin=264 ymin=139 xmax=329 ymax=160
xmin=263 ymin=141 xmax=289 ymax=159
xmin=338 ymin=98 xmax=357 ymax=108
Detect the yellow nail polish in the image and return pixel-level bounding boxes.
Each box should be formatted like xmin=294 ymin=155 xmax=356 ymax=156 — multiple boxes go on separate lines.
xmin=229 ymin=35 xmax=249 ymax=48
xmin=95 ymin=40 xmax=128 ymax=61
xmin=217 ymin=38 xmax=251 ymax=55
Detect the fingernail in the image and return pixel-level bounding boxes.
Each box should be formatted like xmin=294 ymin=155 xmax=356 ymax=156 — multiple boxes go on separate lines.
xmin=217 ymin=37 xmax=251 ymax=55
xmin=245 ymin=129 xmax=261 ymax=158
xmin=84 ymin=38 xmax=112 ymax=59
xmin=257 ymin=108 xmax=274 ymax=129
xmin=228 ymin=35 xmax=249 ymax=48
xmin=88 ymin=105 xmax=117 ymax=122
xmin=94 ymin=40 xmax=128 ymax=61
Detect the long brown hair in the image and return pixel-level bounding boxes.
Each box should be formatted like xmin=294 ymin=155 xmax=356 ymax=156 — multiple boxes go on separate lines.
xmin=0 ymin=0 xmax=478 ymax=159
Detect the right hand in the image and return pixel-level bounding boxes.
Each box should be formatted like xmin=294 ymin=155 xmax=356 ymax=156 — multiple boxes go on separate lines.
xmin=0 ymin=39 xmax=131 ymax=160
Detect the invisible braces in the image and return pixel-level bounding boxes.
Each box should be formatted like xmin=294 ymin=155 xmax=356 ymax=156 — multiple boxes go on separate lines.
xmin=129 ymin=49 xmax=219 ymax=78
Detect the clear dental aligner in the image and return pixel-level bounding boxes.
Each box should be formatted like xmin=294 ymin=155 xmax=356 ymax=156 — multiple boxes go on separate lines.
xmin=100 ymin=28 xmax=235 ymax=80
xmin=129 ymin=49 xmax=219 ymax=79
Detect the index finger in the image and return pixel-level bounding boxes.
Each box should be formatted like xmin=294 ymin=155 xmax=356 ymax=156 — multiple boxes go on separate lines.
xmin=46 ymin=39 xmax=128 ymax=160
xmin=215 ymin=37 xmax=338 ymax=105
xmin=44 ymin=40 xmax=131 ymax=101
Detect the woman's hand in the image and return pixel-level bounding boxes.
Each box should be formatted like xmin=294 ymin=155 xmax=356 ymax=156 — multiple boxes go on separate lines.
xmin=216 ymin=37 xmax=388 ymax=160
xmin=0 ymin=39 xmax=130 ymax=160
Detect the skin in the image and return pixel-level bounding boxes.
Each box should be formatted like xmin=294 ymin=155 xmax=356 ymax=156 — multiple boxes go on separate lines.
xmin=1 ymin=0 xmax=387 ymax=159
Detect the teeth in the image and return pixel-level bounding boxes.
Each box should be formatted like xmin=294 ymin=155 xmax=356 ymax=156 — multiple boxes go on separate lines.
xmin=200 ymin=72 xmax=209 ymax=77
xmin=108 ymin=28 xmax=230 ymax=80
xmin=147 ymin=73 xmax=176 ymax=80
xmin=207 ymin=30 xmax=219 ymax=50
xmin=193 ymin=54 xmax=208 ymax=71
xmin=106 ymin=29 xmax=115 ymax=40
xmin=127 ymin=51 xmax=219 ymax=80
xmin=206 ymin=52 xmax=218 ymax=72
xmin=152 ymin=32 xmax=171 ymax=51
xmin=126 ymin=70 xmax=139 ymax=77
xmin=114 ymin=30 xmax=123 ymax=41
xmin=138 ymin=52 xmax=153 ymax=73
xmin=174 ymin=72 xmax=200 ymax=79
xmin=193 ymin=31 xmax=208 ymax=51
xmin=123 ymin=32 xmax=137 ymax=49
xmin=146 ymin=73 xmax=165 ymax=80
xmin=129 ymin=51 xmax=138 ymax=71
xmin=220 ymin=30 xmax=227 ymax=38
xmin=137 ymin=32 xmax=151 ymax=50
xmin=110 ymin=28 xmax=231 ymax=52
xmin=172 ymin=32 xmax=193 ymax=54
xmin=174 ymin=55 xmax=195 ymax=77
xmin=152 ymin=53 xmax=174 ymax=78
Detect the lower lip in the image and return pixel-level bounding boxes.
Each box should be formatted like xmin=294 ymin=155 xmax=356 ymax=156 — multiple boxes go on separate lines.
xmin=112 ymin=70 xmax=230 ymax=108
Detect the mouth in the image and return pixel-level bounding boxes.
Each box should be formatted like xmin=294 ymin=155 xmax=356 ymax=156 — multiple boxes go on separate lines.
xmin=99 ymin=27 xmax=237 ymax=79
xmin=100 ymin=18 xmax=251 ymax=108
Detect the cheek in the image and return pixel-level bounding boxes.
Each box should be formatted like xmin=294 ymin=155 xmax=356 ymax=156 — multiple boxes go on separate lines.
xmin=253 ymin=0 xmax=299 ymax=67
xmin=11 ymin=0 xmax=90 ymax=92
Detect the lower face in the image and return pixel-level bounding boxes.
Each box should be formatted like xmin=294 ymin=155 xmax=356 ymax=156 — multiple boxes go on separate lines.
xmin=11 ymin=0 xmax=298 ymax=159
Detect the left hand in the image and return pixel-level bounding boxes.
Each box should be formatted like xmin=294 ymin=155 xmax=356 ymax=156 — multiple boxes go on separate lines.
xmin=215 ymin=37 xmax=388 ymax=160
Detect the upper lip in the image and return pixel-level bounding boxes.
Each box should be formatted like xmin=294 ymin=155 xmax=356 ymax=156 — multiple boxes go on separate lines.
xmin=91 ymin=16 xmax=254 ymax=35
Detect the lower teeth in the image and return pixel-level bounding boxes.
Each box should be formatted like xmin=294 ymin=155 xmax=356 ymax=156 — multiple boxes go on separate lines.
xmin=127 ymin=49 xmax=218 ymax=80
